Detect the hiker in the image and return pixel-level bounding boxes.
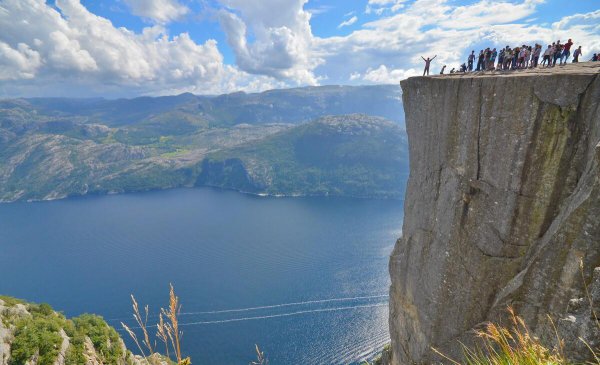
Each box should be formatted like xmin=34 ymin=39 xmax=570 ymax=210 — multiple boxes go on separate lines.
xmin=592 ymin=54 xmax=598 ymax=62
xmin=532 ymin=44 xmax=541 ymax=67
xmin=542 ymin=44 xmax=552 ymax=66
xmin=503 ymin=47 xmax=512 ymax=70
xmin=518 ymin=46 xmax=526 ymax=68
xmin=553 ymin=41 xmax=562 ymax=66
xmin=561 ymin=39 xmax=573 ymax=65
xmin=573 ymin=46 xmax=582 ymax=62
xmin=421 ymin=55 xmax=436 ymax=76
xmin=468 ymin=50 xmax=475 ymax=71
xmin=489 ymin=48 xmax=497 ymax=70
xmin=483 ymin=48 xmax=491 ymax=70
xmin=440 ymin=65 xmax=447 ymax=75
xmin=512 ymin=47 xmax=519 ymax=69
xmin=497 ymin=48 xmax=504 ymax=70
xmin=526 ymin=46 xmax=532 ymax=68
xmin=476 ymin=50 xmax=484 ymax=71
xmin=460 ymin=63 xmax=467 ymax=73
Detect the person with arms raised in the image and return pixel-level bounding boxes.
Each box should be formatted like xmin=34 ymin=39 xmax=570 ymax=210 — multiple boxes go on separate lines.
xmin=421 ymin=55 xmax=437 ymax=76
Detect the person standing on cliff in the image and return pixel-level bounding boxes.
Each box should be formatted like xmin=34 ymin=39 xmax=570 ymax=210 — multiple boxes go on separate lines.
xmin=542 ymin=44 xmax=552 ymax=67
xmin=573 ymin=46 xmax=582 ymax=62
xmin=489 ymin=48 xmax=497 ymax=70
xmin=468 ymin=50 xmax=475 ymax=71
xmin=497 ymin=48 xmax=504 ymax=70
xmin=560 ymin=39 xmax=573 ymax=65
xmin=503 ymin=47 xmax=512 ymax=70
xmin=532 ymin=44 xmax=541 ymax=67
xmin=552 ymin=41 xmax=562 ymax=66
xmin=476 ymin=50 xmax=484 ymax=71
xmin=421 ymin=55 xmax=436 ymax=76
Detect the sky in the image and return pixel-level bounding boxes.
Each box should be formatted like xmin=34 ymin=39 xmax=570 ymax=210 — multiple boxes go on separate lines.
xmin=0 ymin=0 xmax=599 ymax=98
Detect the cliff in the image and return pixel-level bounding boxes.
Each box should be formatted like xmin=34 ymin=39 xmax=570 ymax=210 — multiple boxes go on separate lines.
xmin=389 ymin=62 xmax=600 ymax=364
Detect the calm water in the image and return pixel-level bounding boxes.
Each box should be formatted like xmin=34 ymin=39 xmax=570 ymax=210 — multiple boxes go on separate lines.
xmin=0 ymin=188 xmax=403 ymax=364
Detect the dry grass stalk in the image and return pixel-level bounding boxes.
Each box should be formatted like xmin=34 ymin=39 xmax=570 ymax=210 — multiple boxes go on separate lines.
xmin=122 ymin=285 xmax=191 ymax=365
xmin=432 ymin=307 xmax=566 ymax=365
xmin=250 ymin=344 xmax=268 ymax=365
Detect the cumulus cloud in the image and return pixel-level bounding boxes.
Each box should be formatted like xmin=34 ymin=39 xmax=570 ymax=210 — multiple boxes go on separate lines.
xmin=360 ymin=65 xmax=418 ymax=83
xmin=551 ymin=10 xmax=600 ymax=56
xmin=0 ymin=0 xmax=282 ymax=97
xmin=1 ymin=0 xmax=599 ymax=97
xmin=216 ymin=0 xmax=321 ymax=85
xmin=315 ymin=0 xmax=600 ymax=84
xmin=338 ymin=16 xmax=358 ymax=29
xmin=123 ymin=0 xmax=189 ymax=24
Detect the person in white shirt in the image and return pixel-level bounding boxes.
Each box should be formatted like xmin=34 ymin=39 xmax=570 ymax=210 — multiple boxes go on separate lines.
xmin=541 ymin=45 xmax=553 ymax=67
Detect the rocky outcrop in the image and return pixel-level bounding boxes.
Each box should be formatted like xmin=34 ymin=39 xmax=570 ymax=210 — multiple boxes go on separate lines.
xmin=558 ymin=266 xmax=600 ymax=362
xmin=0 ymin=297 xmax=131 ymax=365
xmin=53 ymin=329 xmax=70 ymax=365
xmin=390 ymin=62 xmax=600 ymax=364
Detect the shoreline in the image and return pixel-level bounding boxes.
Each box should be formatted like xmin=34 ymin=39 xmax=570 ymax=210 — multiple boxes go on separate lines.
xmin=0 ymin=184 xmax=404 ymax=204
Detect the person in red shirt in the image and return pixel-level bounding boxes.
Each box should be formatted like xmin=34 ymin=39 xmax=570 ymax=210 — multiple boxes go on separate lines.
xmin=561 ymin=39 xmax=573 ymax=65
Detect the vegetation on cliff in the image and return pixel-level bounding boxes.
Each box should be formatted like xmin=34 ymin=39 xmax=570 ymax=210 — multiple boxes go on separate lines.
xmin=0 ymin=296 xmax=129 ymax=365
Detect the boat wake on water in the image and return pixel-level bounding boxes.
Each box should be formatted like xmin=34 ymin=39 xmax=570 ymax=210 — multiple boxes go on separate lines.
xmin=113 ymin=294 xmax=389 ymax=328
xmin=179 ymin=294 xmax=389 ymax=315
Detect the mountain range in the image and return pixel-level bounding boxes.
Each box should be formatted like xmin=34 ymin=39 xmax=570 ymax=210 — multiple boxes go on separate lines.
xmin=0 ymin=85 xmax=407 ymax=202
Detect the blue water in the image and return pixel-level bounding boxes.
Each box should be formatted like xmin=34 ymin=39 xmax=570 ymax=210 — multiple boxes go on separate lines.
xmin=0 ymin=188 xmax=403 ymax=364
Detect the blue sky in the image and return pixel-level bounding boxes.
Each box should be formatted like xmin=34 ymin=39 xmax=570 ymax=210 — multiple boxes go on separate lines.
xmin=1 ymin=0 xmax=599 ymax=97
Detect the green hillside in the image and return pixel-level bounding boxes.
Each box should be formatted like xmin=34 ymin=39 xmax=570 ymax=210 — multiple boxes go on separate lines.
xmin=197 ymin=115 xmax=409 ymax=199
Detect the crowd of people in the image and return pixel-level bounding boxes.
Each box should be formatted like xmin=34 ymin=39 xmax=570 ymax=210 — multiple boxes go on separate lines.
xmin=421 ymin=39 xmax=599 ymax=76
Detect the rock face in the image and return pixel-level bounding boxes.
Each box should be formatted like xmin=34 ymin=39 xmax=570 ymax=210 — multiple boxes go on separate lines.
xmin=558 ymin=266 xmax=600 ymax=362
xmin=389 ymin=62 xmax=600 ymax=364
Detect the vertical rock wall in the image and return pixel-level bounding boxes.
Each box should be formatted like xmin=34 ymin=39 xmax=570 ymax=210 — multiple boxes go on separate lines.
xmin=390 ymin=63 xmax=600 ymax=364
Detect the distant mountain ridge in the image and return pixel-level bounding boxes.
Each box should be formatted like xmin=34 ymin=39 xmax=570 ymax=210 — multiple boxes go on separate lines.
xmin=0 ymin=85 xmax=407 ymax=202
xmin=5 ymin=84 xmax=403 ymax=127
xmin=198 ymin=114 xmax=408 ymax=199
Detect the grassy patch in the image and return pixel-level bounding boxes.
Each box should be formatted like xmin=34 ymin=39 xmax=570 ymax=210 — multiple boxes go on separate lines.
xmin=0 ymin=295 xmax=25 ymax=307
xmin=64 ymin=314 xmax=124 ymax=365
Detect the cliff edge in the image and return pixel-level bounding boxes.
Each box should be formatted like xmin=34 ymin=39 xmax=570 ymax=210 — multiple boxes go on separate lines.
xmin=390 ymin=62 xmax=600 ymax=364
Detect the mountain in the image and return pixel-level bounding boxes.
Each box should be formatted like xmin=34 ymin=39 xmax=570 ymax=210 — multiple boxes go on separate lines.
xmin=5 ymin=84 xmax=403 ymax=128
xmin=197 ymin=114 xmax=408 ymax=199
xmin=388 ymin=62 xmax=600 ymax=365
xmin=0 ymin=85 xmax=406 ymax=202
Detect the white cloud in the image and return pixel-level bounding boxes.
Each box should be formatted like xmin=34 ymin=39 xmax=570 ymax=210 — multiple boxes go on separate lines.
xmin=216 ymin=0 xmax=321 ymax=85
xmin=365 ymin=0 xmax=407 ymax=15
xmin=0 ymin=42 xmax=42 ymax=80
xmin=123 ymin=0 xmax=189 ymax=24
xmin=551 ymin=10 xmax=600 ymax=57
xmin=338 ymin=16 xmax=358 ymax=29
xmin=306 ymin=5 xmax=334 ymax=16
xmin=315 ymin=0 xmax=600 ymax=84
xmin=1 ymin=0 xmax=599 ymax=97
xmin=360 ymin=65 xmax=418 ymax=83
xmin=0 ymin=0 xmax=281 ymax=97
